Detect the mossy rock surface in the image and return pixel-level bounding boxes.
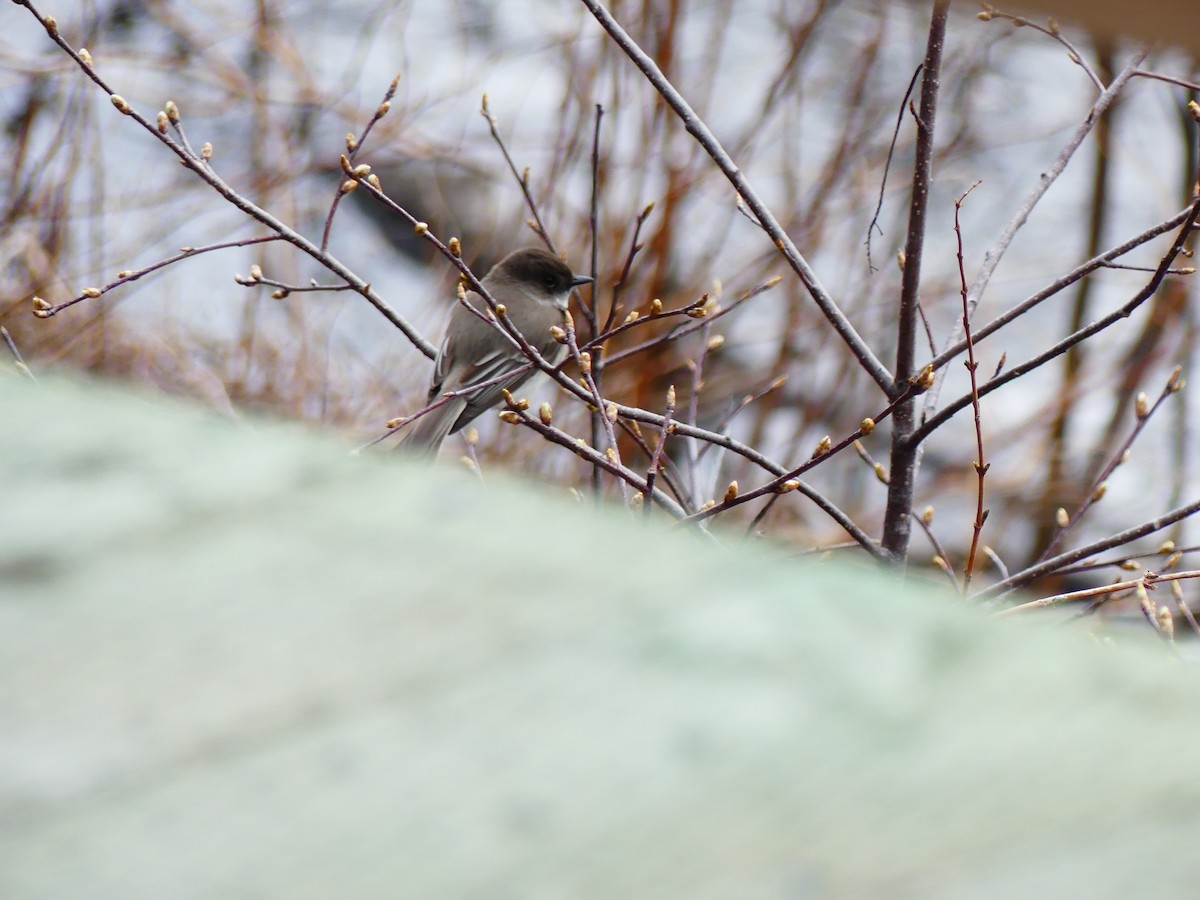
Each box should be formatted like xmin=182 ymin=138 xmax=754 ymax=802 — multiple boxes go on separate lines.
xmin=1 ymin=375 xmax=1196 ymax=899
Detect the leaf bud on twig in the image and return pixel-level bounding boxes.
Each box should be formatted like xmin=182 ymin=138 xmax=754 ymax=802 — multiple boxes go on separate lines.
xmin=448 ymin=237 xmax=461 ymax=257
xmin=778 ymin=480 xmax=799 ymax=494
xmin=1157 ymin=606 xmax=1175 ymax=639
xmin=156 ymin=111 xmax=168 ymax=132
xmin=539 ymin=402 xmax=553 ymax=426
xmin=812 ymin=435 xmax=832 ymax=458
xmin=1135 ymin=391 xmax=1149 ymax=419
xmin=414 ymin=222 xmax=428 ymax=235
xmin=723 ymin=481 xmax=739 ymax=502
xmin=465 ymin=428 xmax=479 ymax=446
xmin=706 ymin=334 xmax=725 ymax=351
xmin=498 ymin=410 xmax=522 ymax=425
xmin=860 ymin=417 xmax=875 ymax=435
xmin=352 ymin=164 xmax=371 ymax=178
xmin=623 ymin=310 xmax=639 ymax=324
xmin=605 ymin=402 xmax=618 ymax=423
xmin=110 ymin=95 xmax=131 ymax=114
xmin=345 ymin=132 xmax=358 ymax=152
xmin=165 ymin=100 xmax=180 ymax=123
xmin=579 ymin=351 xmax=592 ymax=374
xmin=81 ymin=287 xmax=101 ymax=298
xmin=45 ymin=16 xmax=58 ymax=36
xmin=549 ymin=325 xmax=566 ymax=343
xmin=650 ymin=299 xmax=663 ymax=315
xmin=200 ymin=142 xmax=213 ymax=161
xmin=1055 ymin=507 xmax=1069 ymax=528
xmin=921 ymin=505 xmax=934 ymax=525
xmin=873 ymin=463 xmax=889 ymax=485
xmin=78 ymin=48 xmax=93 ymax=67
xmin=1092 ymin=482 xmax=1107 ymax=502
xmin=366 ymin=174 xmax=381 ymax=191
xmin=339 ymin=180 xmax=357 ymax=194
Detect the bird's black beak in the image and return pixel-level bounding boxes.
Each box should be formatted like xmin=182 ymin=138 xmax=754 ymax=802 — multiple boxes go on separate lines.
xmin=570 ymin=274 xmax=594 ymax=289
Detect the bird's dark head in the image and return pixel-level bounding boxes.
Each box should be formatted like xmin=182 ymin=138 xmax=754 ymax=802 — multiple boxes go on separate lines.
xmin=488 ymin=248 xmax=593 ymax=306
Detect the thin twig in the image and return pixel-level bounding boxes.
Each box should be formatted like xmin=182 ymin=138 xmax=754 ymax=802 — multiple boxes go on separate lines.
xmin=865 ymin=64 xmax=923 ymax=273
xmin=481 ymin=94 xmax=555 ymax=253
xmin=954 ymin=180 xmax=987 ymax=591
xmin=1 ymin=327 xmax=36 ymax=383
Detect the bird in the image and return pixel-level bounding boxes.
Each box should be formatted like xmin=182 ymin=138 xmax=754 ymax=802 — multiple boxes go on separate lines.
xmin=400 ymin=247 xmax=593 ymax=456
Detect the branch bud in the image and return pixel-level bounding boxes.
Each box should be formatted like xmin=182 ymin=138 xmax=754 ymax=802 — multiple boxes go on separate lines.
xmin=1157 ymin=606 xmax=1175 ymax=639
xmin=156 ymin=111 xmax=168 ymax=132
xmin=1135 ymin=391 xmax=1149 ymax=419
xmin=110 ymin=95 xmax=131 ymax=114
xmin=465 ymin=427 xmax=479 ymax=446
xmin=78 ymin=48 xmax=93 ymax=67
xmin=1091 ymin=482 xmax=1107 ymax=502
xmin=723 ymin=481 xmax=739 ymax=502
xmin=352 ymin=164 xmax=371 ymax=177
xmin=1055 ymin=507 xmax=1069 ymax=528
xmin=414 ymin=222 xmax=428 ymax=235
xmin=650 ymin=298 xmax=663 ymax=315
xmin=812 ymin=435 xmax=832 ymax=458
xmin=81 ymin=287 xmax=102 ymax=298
xmin=165 ymin=100 xmax=180 ymax=123
xmin=921 ymin=505 xmax=934 ymax=525
xmin=549 ymin=325 xmax=567 ymax=343
xmin=873 ymin=463 xmax=889 ymax=485
xmin=448 ymin=237 xmax=461 ymax=257
xmin=860 ymin=417 xmax=875 ymax=435
xmin=200 ymin=142 xmax=213 ymax=161
xmin=345 ymin=132 xmax=358 ymax=152
xmin=706 ymin=334 xmax=725 ymax=351
xmin=579 ymin=351 xmax=591 ymax=374
xmin=339 ymin=180 xmax=357 ymax=194
xmin=366 ymin=174 xmax=381 ymax=191
xmin=498 ymin=410 xmax=521 ymax=425
xmin=539 ymin=402 xmax=553 ymax=426
xmin=605 ymin=402 xmax=618 ymax=423
xmin=778 ymin=480 xmax=799 ymax=494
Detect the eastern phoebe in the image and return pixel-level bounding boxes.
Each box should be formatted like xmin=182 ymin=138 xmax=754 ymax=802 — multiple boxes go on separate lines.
xmin=401 ymin=247 xmax=593 ymax=455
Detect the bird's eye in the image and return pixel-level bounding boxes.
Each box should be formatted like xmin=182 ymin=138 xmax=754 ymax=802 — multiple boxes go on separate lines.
xmin=544 ymin=276 xmax=557 ymax=287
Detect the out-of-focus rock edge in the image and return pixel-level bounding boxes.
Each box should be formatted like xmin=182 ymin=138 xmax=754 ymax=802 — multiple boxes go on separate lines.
xmin=1 ymin=375 xmax=1196 ymax=899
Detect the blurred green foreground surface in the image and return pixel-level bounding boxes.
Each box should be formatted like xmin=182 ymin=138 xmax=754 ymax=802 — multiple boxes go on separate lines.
xmin=2 ymin=375 xmax=1198 ymax=899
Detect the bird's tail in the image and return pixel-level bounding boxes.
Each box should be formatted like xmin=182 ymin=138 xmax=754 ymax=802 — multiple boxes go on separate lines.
xmin=396 ymin=398 xmax=468 ymax=459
